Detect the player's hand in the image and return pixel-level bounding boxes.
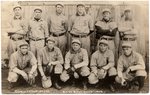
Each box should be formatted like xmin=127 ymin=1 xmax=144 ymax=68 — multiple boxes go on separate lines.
xmin=21 ymin=71 xmax=28 ymax=81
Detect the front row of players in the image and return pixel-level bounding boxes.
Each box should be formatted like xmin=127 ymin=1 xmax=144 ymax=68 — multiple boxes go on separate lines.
xmin=7 ymin=37 xmax=147 ymax=92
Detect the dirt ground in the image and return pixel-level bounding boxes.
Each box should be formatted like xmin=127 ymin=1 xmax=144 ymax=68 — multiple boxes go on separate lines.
xmin=1 ymin=68 xmax=149 ymax=94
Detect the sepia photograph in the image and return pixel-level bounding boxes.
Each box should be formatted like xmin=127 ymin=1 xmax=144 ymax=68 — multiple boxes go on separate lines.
xmin=1 ymin=0 xmax=149 ymax=94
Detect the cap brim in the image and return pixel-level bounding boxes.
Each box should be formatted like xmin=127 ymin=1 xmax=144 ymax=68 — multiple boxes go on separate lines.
xmin=34 ymin=9 xmax=42 ymax=12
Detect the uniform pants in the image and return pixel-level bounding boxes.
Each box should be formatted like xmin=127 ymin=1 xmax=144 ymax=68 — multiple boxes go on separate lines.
xmin=43 ymin=65 xmax=61 ymax=84
xmin=30 ymin=40 xmax=45 ymax=58
xmin=116 ymin=76 xmax=145 ymax=90
xmin=7 ymin=67 xmax=37 ymax=84
xmin=99 ymin=75 xmax=116 ymax=86
xmin=68 ymin=66 xmax=90 ymax=85
xmin=52 ymin=35 xmax=67 ymax=57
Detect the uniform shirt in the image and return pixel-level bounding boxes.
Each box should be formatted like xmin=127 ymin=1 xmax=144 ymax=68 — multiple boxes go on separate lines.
xmin=9 ymin=50 xmax=37 ymax=70
xmin=28 ymin=18 xmax=49 ymax=39
xmin=38 ymin=46 xmax=64 ymax=66
xmin=117 ymin=51 xmax=145 ymax=72
xmin=65 ymin=48 xmax=89 ymax=69
xmin=8 ymin=16 xmax=28 ymax=38
xmin=118 ymin=20 xmax=137 ymax=39
xmin=90 ymin=49 xmax=114 ymax=69
xmin=95 ymin=19 xmax=117 ymax=37
xmin=69 ymin=14 xmax=94 ymax=35
xmin=48 ymin=13 xmax=68 ymax=34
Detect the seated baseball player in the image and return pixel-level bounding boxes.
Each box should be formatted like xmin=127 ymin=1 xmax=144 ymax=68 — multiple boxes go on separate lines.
xmin=7 ymin=41 xmax=37 ymax=88
xmin=61 ymin=39 xmax=90 ymax=90
xmin=115 ymin=42 xmax=147 ymax=91
xmin=88 ymin=39 xmax=117 ymax=92
xmin=37 ymin=37 xmax=64 ymax=90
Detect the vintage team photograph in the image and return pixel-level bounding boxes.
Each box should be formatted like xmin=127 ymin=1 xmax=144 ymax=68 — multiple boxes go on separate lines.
xmin=1 ymin=0 xmax=149 ymax=94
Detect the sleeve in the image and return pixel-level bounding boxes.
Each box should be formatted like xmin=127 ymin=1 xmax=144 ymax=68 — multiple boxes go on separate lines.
xmin=117 ymin=56 xmax=124 ymax=78
xmin=117 ymin=56 xmax=124 ymax=72
xmin=118 ymin=21 xmax=132 ymax=32
xmin=30 ymin=52 xmax=37 ymax=66
xmin=37 ymin=50 xmax=45 ymax=76
xmin=88 ymin=15 xmax=94 ymax=31
xmin=95 ymin=21 xmax=117 ymax=36
xmin=90 ymin=52 xmax=98 ymax=74
xmin=68 ymin=16 xmax=74 ymax=32
xmin=109 ymin=22 xmax=117 ymax=30
xmin=37 ymin=50 xmax=43 ymax=66
xmin=103 ymin=50 xmax=115 ymax=70
xmin=56 ymin=48 xmax=64 ymax=65
xmin=9 ymin=53 xmax=18 ymax=71
xmin=44 ymin=21 xmax=49 ymax=38
xmin=64 ymin=16 xmax=68 ymax=31
xmin=47 ymin=16 xmax=51 ymax=33
xmin=130 ymin=53 xmax=146 ymax=71
xmin=28 ymin=21 xmax=32 ymax=38
xmin=74 ymin=49 xmax=89 ymax=69
xmin=29 ymin=52 xmax=37 ymax=74
xmin=21 ymin=19 xmax=28 ymax=33
xmin=64 ymin=51 xmax=71 ymax=69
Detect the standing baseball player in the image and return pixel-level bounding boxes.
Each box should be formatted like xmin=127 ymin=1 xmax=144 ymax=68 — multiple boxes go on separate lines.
xmin=28 ymin=7 xmax=49 ymax=57
xmin=48 ymin=3 xmax=68 ymax=57
xmin=68 ymin=3 xmax=94 ymax=56
xmin=7 ymin=5 xmax=28 ymax=59
xmin=118 ymin=8 xmax=137 ymax=56
xmin=88 ymin=39 xmax=117 ymax=92
xmin=95 ymin=8 xmax=118 ymax=63
xmin=38 ymin=37 xmax=64 ymax=90
xmin=7 ymin=41 xmax=37 ymax=88
xmin=115 ymin=42 xmax=147 ymax=91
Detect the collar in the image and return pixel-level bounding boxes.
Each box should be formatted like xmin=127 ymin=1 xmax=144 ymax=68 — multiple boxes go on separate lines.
xmin=76 ymin=12 xmax=85 ymax=16
xmin=14 ymin=15 xmax=22 ymax=20
xmin=56 ymin=12 xmax=63 ymax=16
xmin=18 ymin=50 xmax=28 ymax=56
xmin=125 ymin=17 xmax=132 ymax=21
xmin=70 ymin=48 xmax=81 ymax=54
xmin=124 ymin=51 xmax=133 ymax=57
xmin=46 ymin=46 xmax=55 ymax=52
xmin=98 ymin=49 xmax=108 ymax=54
xmin=33 ymin=18 xmax=43 ymax=22
xmin=101 ymin=18 xmax=112 ymax=23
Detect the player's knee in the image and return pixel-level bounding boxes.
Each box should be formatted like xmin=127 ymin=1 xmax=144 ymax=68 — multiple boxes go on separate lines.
xmin=108 ymin=67 xmax=117 ymax=76
xmin=7 ymin=72 xmax=18 ymax=82
xmin=80 ymin=66 xmax=90 ymax=77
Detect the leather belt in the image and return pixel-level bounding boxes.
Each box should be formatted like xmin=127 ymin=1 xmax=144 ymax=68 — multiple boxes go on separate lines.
xmin=121 ymin=38 xmax=136 ymax=41
xmin=101 ymin=37 xmax=114 ymax=40
xmin=30 ymin=38 xmax=44 ymax=41
xmin=70 ymin=33 xmax=88 ymax=38
xmin=11 ymin=37 xmax=24 ymax=41
xmin=50 ymin=32 xmax=66 ymax=37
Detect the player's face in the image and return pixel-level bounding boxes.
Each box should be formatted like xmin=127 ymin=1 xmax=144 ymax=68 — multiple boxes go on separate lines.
xmin=47 ymin=41 xmax=55 ymax=50
xmin=124 ymin=11 xmax=132 ymax=20
xmin=72 ymin=43 xmax=80 ymax=51
xmin=14 ymin=8 xmax=22 ymax=16
xmin=34 ymin=10 xmax=42 ymax=19
xmin=99 ymin=43 xmax=108 ymax=53
xmin=77 ymin=6 xmax=85 ymax=14
xmin=103 ymin=11 xmax=111 ymax=21
xmin=56 ymin=5 xmax=63 ymax=14
xmin=123 ymin=47 xmax=132 ymax=56
xmin=20 ymin=46 xmax=28 ymax=55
